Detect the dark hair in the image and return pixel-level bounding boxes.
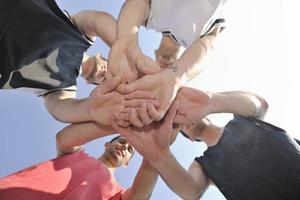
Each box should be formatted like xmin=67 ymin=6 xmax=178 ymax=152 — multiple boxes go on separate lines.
xmin=109 ymin=135 xmax=136 ymax=158
xmin=179 ymin=130 xmax=202 ymax=142
xmin=109 ymin=135 xmax=122 ymax=143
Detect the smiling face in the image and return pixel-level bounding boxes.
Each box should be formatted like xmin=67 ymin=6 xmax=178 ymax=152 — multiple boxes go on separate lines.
xmin=104 ymin=136 xmax=135 ymax=168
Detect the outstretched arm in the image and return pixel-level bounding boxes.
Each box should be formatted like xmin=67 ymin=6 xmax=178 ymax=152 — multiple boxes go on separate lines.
xmin=72 ymin=10 xmax=117 ymax=47
xmin=175 ymin=87 xmax=269 ymax=125
xmin=173 ymin=28 xmax=222 ymax=84
xmin=116 ymin=28 xmax=222 ymax=127
xmin=122 ymin=159 xmax=158 ymax=200
xmin=113 ymin=102 xmax=209 ymax=199
xmin=150 ymin=152 xmax=208 ymax=200
xmin=108 ymin=0 xmax=160 ymax=83
xmin=44 ymin=90 xmax=90 ymax=123
xmin=56 ymin=122 xmax=113 ymax=156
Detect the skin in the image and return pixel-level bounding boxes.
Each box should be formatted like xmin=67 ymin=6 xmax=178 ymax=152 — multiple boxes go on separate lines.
xmin=44 ymin=11 xmax=158 ymax=124
xmin=115 ymin=27 xmax=222 ymax=127
xmin=113 ymin=88 xmax=269 ymax=199
xmin=56 ymin=123 xmax=159 ymax=200
xmin=107 ymin=0 xmax=161 ymax=84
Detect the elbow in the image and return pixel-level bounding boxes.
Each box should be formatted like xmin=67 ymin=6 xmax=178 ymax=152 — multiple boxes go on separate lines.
xmin=254 ymin=95 xmax=269 ymax=119
xmin=56 ymin=130 xmax=67 ymax=150
xmin=178 ymin=185 xmax=203 ymax=200
xmin=55 ymin=127 xmax=73 ymax=151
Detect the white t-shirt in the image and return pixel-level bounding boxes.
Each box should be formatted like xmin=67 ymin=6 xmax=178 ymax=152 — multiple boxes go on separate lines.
xmin=146 ymin=0 xmax=227 ymax=47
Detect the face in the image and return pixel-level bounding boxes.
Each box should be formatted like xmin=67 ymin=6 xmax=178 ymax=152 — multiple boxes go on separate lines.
xmin=105 ymin=136 xmax=135 ymax=167
xmin=82 ymin=54 xmax=107 ymax=85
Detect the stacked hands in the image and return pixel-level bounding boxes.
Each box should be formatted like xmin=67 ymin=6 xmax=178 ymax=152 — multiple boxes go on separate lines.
xmin=84 ymin=37 xmax=216 ymax=161
xmin=88 ymin=45 xmax=210 ymax=128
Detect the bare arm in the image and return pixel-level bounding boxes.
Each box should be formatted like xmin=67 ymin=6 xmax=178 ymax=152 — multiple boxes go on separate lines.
xmin=175 ymin=87 xmax=269 ymax=125
xmin=149 ymin=151 xmax=208 ymax=200
xmin=56 ymin=122 xmax=113 ymax=156
xmin=116 ymin=0 xmax=150 ymax=42
xmin=72 ymin=10 xmax=117 ymax=47
xmin=172 ymin=28 xmax=221 ymax=85
xmin=43 ymin=91 xmax=91 ymax=123
xmin=122 ymin=159 xmax=158 ymax=200
xmin=108 ymin=0 xmax=160 ymax=83
xmin=209 ymin=91 xmax=269 ymax=119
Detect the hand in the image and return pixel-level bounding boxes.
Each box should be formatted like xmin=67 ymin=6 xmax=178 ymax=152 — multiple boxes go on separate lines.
xmin=112 ymin=101 xmax=179 ymax=162
xmin=81 ymin=53 xmax=107 ymax=85
xmin=107 ymin=39 xmax=161 ymax=83
xmin=174 ymin=87 xmax=212 ymax=125
xmin=117 ymin=68 xmax=182 ymax=127
xmin=88 ymin=77 xmax=159 ymax=126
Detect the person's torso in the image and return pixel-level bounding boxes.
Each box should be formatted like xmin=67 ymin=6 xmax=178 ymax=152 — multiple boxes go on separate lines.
xmin=146 ymin=0 xmax=226 ymax=47
xmin=0 ymin=151 xmax=123 ymax=200
xmin=0 ymin=0 xmax=93 ymax=95
xmin=196 ymin=115 xmax=300 ymax=200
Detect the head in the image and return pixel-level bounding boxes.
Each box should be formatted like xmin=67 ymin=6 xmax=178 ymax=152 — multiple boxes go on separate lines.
xmin=180 ymin=118 xmax=211 ymax=142
xmin=81 ymin=53 xmax=107 ymax=85
xmin=103 ymin=135 xmax=135 ymax=168
xmin=155 ymin=35 xmax=182 ymax=69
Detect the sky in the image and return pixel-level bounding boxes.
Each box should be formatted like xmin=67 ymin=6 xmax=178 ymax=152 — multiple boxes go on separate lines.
xmin=0 ymin=0 xmax=299 ymax=199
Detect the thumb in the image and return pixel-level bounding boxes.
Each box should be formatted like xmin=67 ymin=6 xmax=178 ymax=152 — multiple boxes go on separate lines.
xmin=163 ymin=100 xmax=179 ymax=126
xmin=116 ymin=78 xmax=143 ymax=94
xmin=98 ymin=76 xmax=121 ymax=94
xmin=136 ymin=56 xmax=161 ymax=75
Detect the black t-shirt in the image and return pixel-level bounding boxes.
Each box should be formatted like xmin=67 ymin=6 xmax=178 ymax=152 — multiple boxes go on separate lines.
xmin=196 ymin=115 xmax=300 ymax=200
xmin=0 ymin=0 xmax=93 ymax=95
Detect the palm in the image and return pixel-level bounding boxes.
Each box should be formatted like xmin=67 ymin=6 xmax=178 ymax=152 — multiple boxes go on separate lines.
xmin=107 ymin=42 xmax=138 ymax=83
xmin=174 ymin=87 xmax=210 ymax=125
xmin=107 ymin=41 xmax=161 ymax=84
xmin=89 ymin=86 xmax=124 ymax=126
xmin=112 ymin=101 xmax=178 ymax=162
xmin=118 ymin=69 xmax=180 ymax=124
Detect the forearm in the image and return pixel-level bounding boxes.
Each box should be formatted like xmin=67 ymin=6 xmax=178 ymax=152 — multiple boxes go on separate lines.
xmin=150 ymin=151 xmax=204 ymax=200
xmin=56 ymin=122 xmax=113 ymax=156
xmin=44 ymin=91 xmax=91 ymax=123
xmin=209 ymin=91 xmax=269 ymax=118
xmin=123 ymin=159 xmax=159 ymax=200
xmin=72 ymin=11 xmax=117 ymax=47
xmin=116 ymin=0 xmax=150 ymax=42
xmin=173 ymin=35 xmax=218 ymax=85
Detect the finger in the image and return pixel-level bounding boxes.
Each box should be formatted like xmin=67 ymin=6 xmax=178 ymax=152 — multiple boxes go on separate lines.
xmin=116 ymin=113 xmax=130 ymax=122
xmin=129 ymin=109 xmax=144 ymax=128
xmin=139 ymin=103 xmax=153 ymax=125
xmin=124 ymin=99 xmax=160 ymax=108
xmin=98 ymin=76 xmax=121 ymax=94
xmin=136 ymin=56 xmax=161 ymax=75
xmin=111 ymin=122 xmax=130 ymax=137
xmin=116 ymin=79 xmax=144 ymax=94
xmin=164 ymin=100 xmax=179 ymax=125
xmin=124 ymin=90 xmax=155 ymax=100
xmin=174 ymin=114 xmax=189 ymax=125
xmin=117 ymin=120 xmax=130 ymax=128
xmin=148 ymin=103 xmax=164 ymax=121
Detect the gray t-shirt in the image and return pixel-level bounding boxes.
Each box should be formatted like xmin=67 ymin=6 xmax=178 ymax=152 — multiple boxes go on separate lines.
xmin=196 ymin=115 xmax=300 ymax=200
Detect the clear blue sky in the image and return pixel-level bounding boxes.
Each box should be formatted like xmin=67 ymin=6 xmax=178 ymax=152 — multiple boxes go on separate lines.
xmin=0 ymin=0 xmax=299 ymax=199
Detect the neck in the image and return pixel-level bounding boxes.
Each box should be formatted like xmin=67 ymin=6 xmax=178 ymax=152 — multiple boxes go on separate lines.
xmin=200 ymin=124 xmax=224 ymax=147
xmin=98 ymin=154 xmax=117 ymax=173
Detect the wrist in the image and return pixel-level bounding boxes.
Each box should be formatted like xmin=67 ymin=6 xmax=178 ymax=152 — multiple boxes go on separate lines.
xmin=166 ymin=63 xmax=188 ymax=89
xmin=115 ymin=35 xmax=138 ymax=47
xmin=208 ymin=93 xmax=222 ymax=114
xmin=149 ymin=149 xmax=173 ymax=169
